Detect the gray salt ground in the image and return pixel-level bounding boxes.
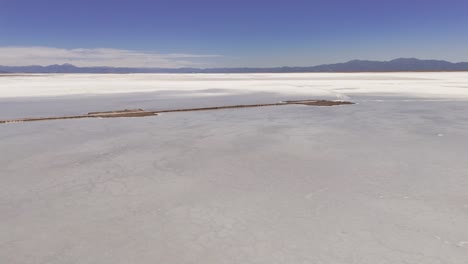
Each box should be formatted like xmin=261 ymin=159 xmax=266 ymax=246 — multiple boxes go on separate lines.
xmin=1 ymin=73 xmax=468 ymax=263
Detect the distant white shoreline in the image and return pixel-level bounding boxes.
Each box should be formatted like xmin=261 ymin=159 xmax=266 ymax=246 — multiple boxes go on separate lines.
xmin=1 ymin=72 xmax=468 ymax=99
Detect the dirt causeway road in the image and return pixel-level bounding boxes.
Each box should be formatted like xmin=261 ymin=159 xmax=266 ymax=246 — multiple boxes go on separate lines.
xmin=0 ymin=100 xmax=353 ymax=124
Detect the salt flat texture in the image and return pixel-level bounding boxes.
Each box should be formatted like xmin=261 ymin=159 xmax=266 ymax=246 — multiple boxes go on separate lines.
xmin=1 ymin=72 xmax=468 ymax=99
xmin=1 ymin=73 xmax=468 ymax=264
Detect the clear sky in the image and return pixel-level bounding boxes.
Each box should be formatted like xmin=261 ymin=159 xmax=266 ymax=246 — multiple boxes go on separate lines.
xmin=1 ymin=0 xmax=468 ymax=67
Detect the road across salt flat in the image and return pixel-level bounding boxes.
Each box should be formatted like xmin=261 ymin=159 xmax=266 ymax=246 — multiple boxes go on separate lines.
xmin=0 ymin=100 xmax=353 ymax=124
xmin=1 ymin=73 xmax=468 ymax=264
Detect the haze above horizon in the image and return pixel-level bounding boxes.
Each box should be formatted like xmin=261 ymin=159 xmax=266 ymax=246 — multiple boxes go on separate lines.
xmin=1 ymin=0 xmax=467 ymax=68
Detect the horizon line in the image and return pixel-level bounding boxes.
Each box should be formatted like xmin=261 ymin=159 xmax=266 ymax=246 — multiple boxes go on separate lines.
xmin=2 ymin=57 xmax=468 ymax=69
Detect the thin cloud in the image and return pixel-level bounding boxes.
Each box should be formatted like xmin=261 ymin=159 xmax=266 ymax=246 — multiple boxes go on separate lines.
xmin=0 ymin=46 xmax=222 ymax=68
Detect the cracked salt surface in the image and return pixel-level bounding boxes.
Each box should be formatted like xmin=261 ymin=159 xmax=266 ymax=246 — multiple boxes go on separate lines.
xmin=1 ymin=73 xmax=468 ymax=263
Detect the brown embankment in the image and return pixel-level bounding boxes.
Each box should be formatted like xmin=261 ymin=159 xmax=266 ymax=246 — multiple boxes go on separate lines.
xmin=0 ymin=100 xmax=353 ymax=124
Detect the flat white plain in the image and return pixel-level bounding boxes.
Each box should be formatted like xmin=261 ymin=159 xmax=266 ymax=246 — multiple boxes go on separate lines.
xmin=1 ymin=73 xmax=468 ymax=264
xmin=1 ymin=72 xmax=468 ymax=99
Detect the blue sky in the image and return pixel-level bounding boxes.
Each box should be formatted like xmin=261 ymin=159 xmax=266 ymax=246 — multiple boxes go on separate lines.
xmin=1 ymin=0 xmax=468 ymax=67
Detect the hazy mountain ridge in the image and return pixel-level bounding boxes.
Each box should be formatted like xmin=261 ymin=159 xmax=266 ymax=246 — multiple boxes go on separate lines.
xmin=1 ymin=58 xmax=468 ymax=73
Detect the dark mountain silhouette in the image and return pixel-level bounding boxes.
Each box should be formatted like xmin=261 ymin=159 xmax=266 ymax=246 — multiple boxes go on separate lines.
xmin=1 ymin=58 xmax=468 ymax=73
xmin=308 ymin=58 xmax=468 ymax=72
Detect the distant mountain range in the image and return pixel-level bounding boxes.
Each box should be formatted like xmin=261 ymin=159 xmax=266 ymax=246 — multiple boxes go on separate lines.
xmin=1 ymin=58 xmax=468 ymax=73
